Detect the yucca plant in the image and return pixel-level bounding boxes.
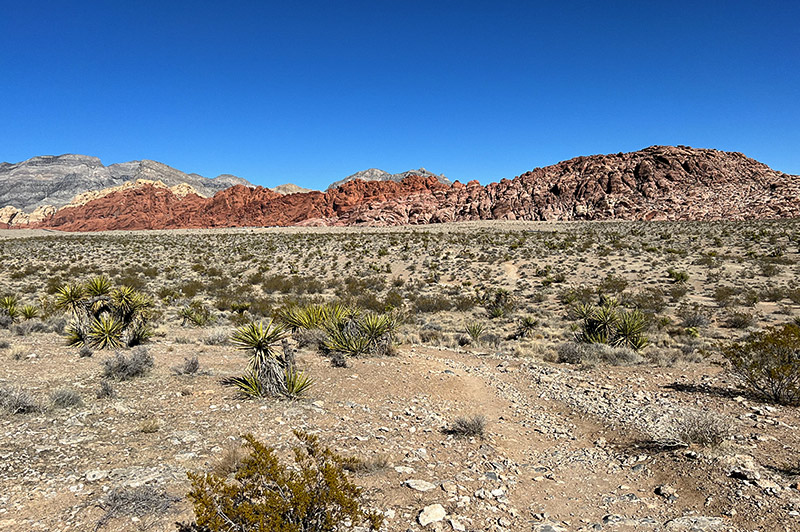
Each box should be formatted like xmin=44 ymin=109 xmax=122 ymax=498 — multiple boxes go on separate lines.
xmin=231 ymin=320 xmax=287 ymax=371
xmin=516 ymin=316 xmax=538 ymax=338
xmin=85 ymin=276 xmax=113 ymax=297
xmin=54 ymin=284 xmax=86 ymax=315
xmin=65 ymin=323 xmax=88 ymax=347
xmin=323 ymin=325 xmax=372 ymax=357
xmin=465 ymin=322 xmax=486 ymax=344
xmin=0 ymin=295 xmax=18 ymax=311
xmin=88 ymin=315 xmax=124 ymax=349
xmin=222 ymin=371 xmax=265 ymax=398
xmin=285 ymin=367 xmax=314 ymax=398
xmin=361 ymin=312 xmax=396 ymax=343
xmin=20 ymin=305 xmax=39 ymax=321
xmin=613 ymin=310 xmax=649 ymax=350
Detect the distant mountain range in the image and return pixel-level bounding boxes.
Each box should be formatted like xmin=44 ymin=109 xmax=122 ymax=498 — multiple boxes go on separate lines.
xmin=0 ymin=154 xmax=449 ymax=213
xmin=2 ymin=145 xmax=797 ymax=231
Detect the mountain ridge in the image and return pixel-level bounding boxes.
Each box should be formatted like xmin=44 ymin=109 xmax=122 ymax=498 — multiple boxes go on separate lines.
xmin=5 ymin=145 xmax=797 ymax=231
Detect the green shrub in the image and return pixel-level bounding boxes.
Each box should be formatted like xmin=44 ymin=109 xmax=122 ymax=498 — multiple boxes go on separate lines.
xmin=721 ymin=324 xmax=800 ymax=405
xmin=184 ymin=431 xmax=382 ymax=531
xmin=667 ymin=268 xmax=690 ymax=283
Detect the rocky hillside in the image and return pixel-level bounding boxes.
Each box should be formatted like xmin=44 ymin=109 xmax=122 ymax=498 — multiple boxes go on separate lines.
xmin=0 ymin=154 xmax=254 ymax=212
xmin=328 ymin=167 xmax=451 ymax=190
xmin=8 ymin=146 xmax=800 ymax=231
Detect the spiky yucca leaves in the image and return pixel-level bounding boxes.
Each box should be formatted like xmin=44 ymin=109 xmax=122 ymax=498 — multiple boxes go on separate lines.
xmin=361 ymin=312 xmax=396 ymax=343
xmin=515 ymin=316 xmax=538 ymax=338
xmin=0 ymin=295 xmax=18 ymax=311
xmin=55 ymin=284 xmax=86 ymax=315
xmin=65 ymin=323 xmax=89 ymax=347
xmin=88 ymin=315 xmax=124 ymax=349
xmin=231 ymin=320 xmax=287 ymax=372
xmin=279 ymin=303 xmax=357 ymax=332
xmin=21 ymin=305 xmax=40 ymax=320
xmin=111 ymin=286 xmax=152 ymax=325
xmin=85 ymin=276 xmax=113 ymax=297
xmin=613 ymin=310 xmax=649 ymax=350
xmin=575 ymin=305 xmax=649 ymax=352
xmin=465 ymin=322 xmax=486 ymax=344
xmin=323 ymin=324 xmax=372 ymax=356
xmin=222 ymin=371 xmax=265 ymax=398
xmin=284 ymin=367 xmax=314 ymax=398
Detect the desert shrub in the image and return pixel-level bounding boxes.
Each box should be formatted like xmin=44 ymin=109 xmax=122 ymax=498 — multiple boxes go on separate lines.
xmin=721 ymin=323 xmax=800 ymax=405
xmin=444 ymin=415 xmax=487 ymax=439
xmin=184 ymin=431 xmax=382 ymax=531
xmin=713 ymin=286 xmax=737 ymax=307
xmin=624 ymin=287 xmax=667 ymax=314
xmin=668 ymin=283 xmax=689 ymax=301
xmin=179 ymin=301 xmax=214 ymax=327
xmin=202 ymin=330 xmax=228 ymax=345
xmin=667 ymin=268 xmax=690 ymax=283
xmin=476 ymin=287 xmax=516 ymax=319
xmin=343 ymin=454 xmax=390 ymax=475
xmin=725 ymin=311 xmax=756 ymax=329
xmin=413 ymin=294 xmax=453 ymax=313
xmin=557 ymin=284 xmax=595 ymax=305
xmin=96 ymin=486 xmax=179 ymax=530
xmin=50 ymin=388 xmax=84 ymax=409
xmin=557 ymin=342 xmax=642 ymax=366
xmin=0 ymin=340 xmax=8 ymax=349
xmin=96 ymin=380 xmax=117 ymax=399
xmin=172 ymin=356 xmax=200 ymax=375
xmin=102 ymin=347 xmax=154 ymax=381
xmin=651 ymin=410 xmax=732 ymax=448
xmin=677 ymin=303 xmax=711 ymax=328
xmin=12 ymin=319 xmax=48 ymax=336
xmin=597 ymin=274 xmax=628 ymax=295
xmin=0 ymin=386 xmax=41 ymax=414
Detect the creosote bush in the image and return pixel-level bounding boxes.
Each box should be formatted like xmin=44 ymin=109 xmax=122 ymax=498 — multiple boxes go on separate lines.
xmin=184 ymin=431 xmax=382 ymax=531
xmin=721 ymin=323 xmax=800 ymax=405
xmin=102 ymin=347 xmax=154 ymax=381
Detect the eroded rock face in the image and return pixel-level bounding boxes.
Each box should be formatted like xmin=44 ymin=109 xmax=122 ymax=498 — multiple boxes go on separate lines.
xmin=20 ymin=146 xmax=800 ymax=231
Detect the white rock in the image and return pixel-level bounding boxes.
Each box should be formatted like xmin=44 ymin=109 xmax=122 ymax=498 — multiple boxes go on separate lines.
xmin=418 ymin=504 xmax=446 ymax=526
xmin=406 ymin=479 xmax=437 ymax=492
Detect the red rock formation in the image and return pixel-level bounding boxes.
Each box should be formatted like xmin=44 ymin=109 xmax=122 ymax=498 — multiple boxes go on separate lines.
xmin=25 ymin=146 xmax=800 ymax=231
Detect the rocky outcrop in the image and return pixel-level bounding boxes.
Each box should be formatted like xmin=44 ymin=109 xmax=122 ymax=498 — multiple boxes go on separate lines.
xmin=270 ymin=183 xmax=315 ymax=195
xmin=0 ymin=154 xmax=254 ymax=212
xmin=17 ymin=146 xmax=800 ymax=231
xmin=327 ymin=167 xmax=451 ymax=190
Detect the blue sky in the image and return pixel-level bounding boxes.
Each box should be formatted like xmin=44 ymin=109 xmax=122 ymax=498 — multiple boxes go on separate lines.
xmin=1 ymin=1 xmax=798 ymax=188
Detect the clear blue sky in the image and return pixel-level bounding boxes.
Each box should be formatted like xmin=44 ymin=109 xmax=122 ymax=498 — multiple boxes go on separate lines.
xmin=2 ymin=1 xmax=798 ymax=188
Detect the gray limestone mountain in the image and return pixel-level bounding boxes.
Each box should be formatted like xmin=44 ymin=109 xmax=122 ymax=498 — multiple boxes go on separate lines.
xmin=0 ymin=154 xmax=255 ymax=212
xmin=327 ymin=167 xmax=451 ymax=190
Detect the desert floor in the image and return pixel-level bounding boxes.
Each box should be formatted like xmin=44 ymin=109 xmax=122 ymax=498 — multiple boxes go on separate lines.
xmin=0 ymin=220 xmax=799 ymax=531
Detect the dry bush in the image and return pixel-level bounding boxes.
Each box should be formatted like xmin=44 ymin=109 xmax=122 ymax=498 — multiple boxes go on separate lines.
xmin=101 ymin=347 xmax=154 ymax=381
xmin=50 ymin=388 xmax=83 ymax=409
xmin=95 ymin=486 xmax=179 ymax=530
xmin=556 ymin=342 xmax=642 ymax=366
xmin=650 ymin=410 xmax=732 ymax=448
xmin=444 ymin=415 xmax=487 ymax=439
xmin=0 ymin=386 xmax=41 ymax=414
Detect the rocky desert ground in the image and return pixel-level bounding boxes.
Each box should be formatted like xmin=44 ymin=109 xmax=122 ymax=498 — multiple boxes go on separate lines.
xmin=1 ymin=220 xmax=799 ymax=531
